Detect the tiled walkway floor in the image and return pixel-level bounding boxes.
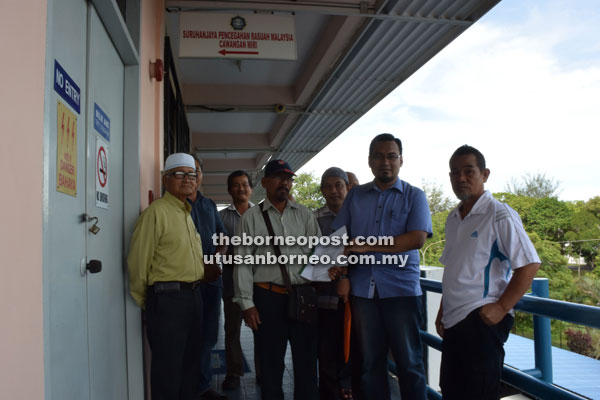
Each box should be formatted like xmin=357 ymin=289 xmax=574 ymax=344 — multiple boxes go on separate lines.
xmin=206 ymin=305 xmax=402 ymax=400
xmin=206 ymin=307 xmax=295 ymax=400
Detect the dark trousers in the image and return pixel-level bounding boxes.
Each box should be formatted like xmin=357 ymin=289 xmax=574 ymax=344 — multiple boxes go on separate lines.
xmin=145 ymin=287 xmax=203 ymax=400
xmin=197 ymin=282 xmax=222 ymax=393
xmin=352 ymin=294 xmax=427 ymax=400
xmin=253 ymin=285 xmax=318 ymax=400
xmin=440 ymin=307 xmax=514 ymax=400
xmin=223 ymin=295 xmax=244 ymax=377
xmin=317 ymin=303 xmax=352 ymax=400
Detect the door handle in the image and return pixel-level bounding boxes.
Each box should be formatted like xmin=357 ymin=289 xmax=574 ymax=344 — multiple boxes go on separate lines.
xmin=86 ymin=260 xmax=102 ymax=274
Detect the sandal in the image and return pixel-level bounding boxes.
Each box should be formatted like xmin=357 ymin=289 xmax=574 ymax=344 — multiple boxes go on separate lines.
xmin=340 ymin=388 xmax=354 ymax=399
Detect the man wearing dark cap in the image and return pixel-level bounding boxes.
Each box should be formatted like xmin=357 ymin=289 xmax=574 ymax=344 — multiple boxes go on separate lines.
xmin=314 ymin=167 xmax=354 ymax=399
xmin=233 ymin=159 xmax=321 ymax=400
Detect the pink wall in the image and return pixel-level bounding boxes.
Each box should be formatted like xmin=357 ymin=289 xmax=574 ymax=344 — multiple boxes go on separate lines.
xmin=139 ymin=0 xmax=165 ymax=209
xmin=0 ymin=1 xmax=47 ymax=398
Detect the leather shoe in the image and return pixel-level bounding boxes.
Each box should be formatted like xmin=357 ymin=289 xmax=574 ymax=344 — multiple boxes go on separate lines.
xmin=222 ymin=375 xmax=241 ymax=390
xmin=199 ymin=388 xmax=227 ymax=400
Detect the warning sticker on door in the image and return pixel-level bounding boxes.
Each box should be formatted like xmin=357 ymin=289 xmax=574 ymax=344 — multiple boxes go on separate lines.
xmin=56 ymin=100 xmax=78 ymax=197
xmin=95 ymin=137 xmax=109 ymax=209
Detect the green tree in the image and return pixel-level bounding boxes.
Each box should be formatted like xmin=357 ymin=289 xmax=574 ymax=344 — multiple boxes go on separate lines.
xmin=422 ymin=211 xmax=449 ymax=267
xmin=565 ymin=209 xmax=600 ymax=269
xmin=572 ymin=276 xmax=600 ymax=307
xmin=528 ymin=232 xmax=575 ymax=301
xmin=584 ymin=196 xmax=600 ymax=218
xmin=493 ymin=192 xmax=537 ymax=217
xmin=493 ymin=192 xmax=573 ymax=241
xmin=505 ymin=172 xmax=561 ymax=198
xmin=291 ymin=172 xmax=324 ymax=210
xmin=422 ymin=180 xmax=456 ymax=214
xmin=526 ymin=197 xmax=572 ymax=242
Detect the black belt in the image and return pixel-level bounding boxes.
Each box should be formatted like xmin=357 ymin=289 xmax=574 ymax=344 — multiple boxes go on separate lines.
xmin=151 ymin=280 xmax=203 ymax=293
xmin=255 ymin=282 xmax=288 ymax=294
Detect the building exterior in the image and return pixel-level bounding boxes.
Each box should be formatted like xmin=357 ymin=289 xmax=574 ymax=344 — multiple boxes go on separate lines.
xmin=0 ymin=1 xmax=500 ymax=398
xmin=1 ymin=1 xmax=164 ymax=398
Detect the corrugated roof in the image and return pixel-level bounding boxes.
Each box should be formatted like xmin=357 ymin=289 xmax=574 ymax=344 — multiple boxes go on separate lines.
xmin=277 ymin=0 xmax=500 ymax=170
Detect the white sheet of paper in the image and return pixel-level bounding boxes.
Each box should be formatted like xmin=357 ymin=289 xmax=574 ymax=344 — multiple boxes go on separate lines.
xmin=301 ymin=226 xmax=348 ymax=282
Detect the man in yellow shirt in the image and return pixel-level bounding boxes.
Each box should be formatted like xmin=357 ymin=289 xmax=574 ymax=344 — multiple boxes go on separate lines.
xmin=128 ymin=153 xmax=205 ymax=400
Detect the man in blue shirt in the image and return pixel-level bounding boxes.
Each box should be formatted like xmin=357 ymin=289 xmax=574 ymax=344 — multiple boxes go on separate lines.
xmin=188 ymin=155 xmax=228 ymax=400
xmin=332 ymin=133 xmax=432 ymax=400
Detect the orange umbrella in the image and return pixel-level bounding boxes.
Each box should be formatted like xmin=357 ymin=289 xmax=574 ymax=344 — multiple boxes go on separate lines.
xmin=344 ymin=301 xmax=352 ymax=363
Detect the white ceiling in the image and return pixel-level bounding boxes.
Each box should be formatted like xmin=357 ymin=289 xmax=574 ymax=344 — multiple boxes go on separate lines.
xmin=164 ymin=0 xmax=501 ymax=202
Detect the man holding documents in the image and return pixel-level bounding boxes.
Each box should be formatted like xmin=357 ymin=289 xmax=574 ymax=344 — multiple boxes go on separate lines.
xmin=332 ymin=134 xmax=432 ymax=400
xmin=314 ymin=167 xmax=353 ymax=400
xmin=233 ymin=159 xmax=321 ymax=400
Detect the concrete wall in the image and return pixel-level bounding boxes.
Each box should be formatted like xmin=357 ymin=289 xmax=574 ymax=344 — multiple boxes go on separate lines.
xmin=0 ymin=1 xmax=166 ymax=397
xmin=0 ymin=1 xmax=47 ymax=398
xmin=139 ymin=0 xmax=165 ymax=208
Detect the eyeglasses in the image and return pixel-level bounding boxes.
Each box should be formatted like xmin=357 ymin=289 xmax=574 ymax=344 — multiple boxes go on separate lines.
xmin=370 ymin=153 xmax=401 ymax=161
xmin=167 ymin=171 xmax=198 ymax=180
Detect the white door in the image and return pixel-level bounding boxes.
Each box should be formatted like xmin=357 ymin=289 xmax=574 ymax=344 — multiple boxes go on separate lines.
xmin=44 ymin=2 xmax=129 ymax=399
xmin=84 ymin=6 xmax=128 ymax=400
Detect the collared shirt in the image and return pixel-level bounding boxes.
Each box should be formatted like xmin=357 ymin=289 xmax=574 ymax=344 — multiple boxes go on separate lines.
xmin=233 ymin=198 xmax=321 ymax=311
xmin=314 ymin=205 xmax=336 ymax=236
xmin=332 ymin=178 xmax=432 ymax=299
xmin=219 ymin=201 xmax=255 ymax=298
xmin=440 ymin=190 xmax=540 ymax=329
xmin=314 ymin=205 xmax=339 ymax=309
xmin=188 ymin=191 xmax=227 ymax=257
xmin=188 ymin=191 xmax=227 ymax=288
xmin=127 ymin=191 xmax=205 ymax=308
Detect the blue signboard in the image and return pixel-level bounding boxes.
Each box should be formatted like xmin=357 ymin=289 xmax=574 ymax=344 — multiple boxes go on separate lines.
xmin=53 ymin=60 xmax=81 ymax=114
xmin=94 ymin=103 xmax=110 ymax=142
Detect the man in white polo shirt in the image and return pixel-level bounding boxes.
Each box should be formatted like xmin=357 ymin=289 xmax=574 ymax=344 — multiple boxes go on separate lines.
xmin=435 ymin=145 xmax=541 ymax=400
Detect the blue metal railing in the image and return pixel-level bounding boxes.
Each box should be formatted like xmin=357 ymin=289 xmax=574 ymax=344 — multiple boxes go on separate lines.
xmin=417 ymin=277 xmax=600 ymax=400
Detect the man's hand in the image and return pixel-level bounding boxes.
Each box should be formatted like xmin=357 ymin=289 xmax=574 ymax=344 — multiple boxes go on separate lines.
xmin=202 ymin=261 xmax=222 ymax=282
xmin=242 ymin=307 xmax=261 ymax=331
xmin=328 ymin=266 xmax=345 ymax=280
xmin=337 ymin=278 xmax=351 ymax=303
xmin=479 ymin=262 xmax=541 ymax=326
xmin=435 ymin=303 xmax=445 ymax=338
xmin=345 ymin=239 xmax=370 ymax=254
xmin=479 ymin=302 xmax=508 ymax=326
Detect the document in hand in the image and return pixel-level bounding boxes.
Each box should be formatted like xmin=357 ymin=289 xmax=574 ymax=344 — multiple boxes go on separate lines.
xmin=300 ymin=225 xmax=348 ymax=282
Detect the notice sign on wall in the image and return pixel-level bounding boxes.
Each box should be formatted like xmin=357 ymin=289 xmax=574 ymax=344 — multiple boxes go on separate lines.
xmin=95 ymin=137 xmax=109 ymax=209
xmin=56 ymin=100 xmax=78 ymax=197
xmin=179 ymin=13 xmax=297 ymax=60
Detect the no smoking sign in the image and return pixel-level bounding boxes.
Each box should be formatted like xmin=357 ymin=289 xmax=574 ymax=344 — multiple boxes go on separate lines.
xmin=95 ymin=137 xmax=109 ymax=209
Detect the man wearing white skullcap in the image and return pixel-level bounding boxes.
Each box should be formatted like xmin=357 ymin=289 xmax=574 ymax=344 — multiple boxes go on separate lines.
xmin=128 ymin=152 xmax=206 ymax=400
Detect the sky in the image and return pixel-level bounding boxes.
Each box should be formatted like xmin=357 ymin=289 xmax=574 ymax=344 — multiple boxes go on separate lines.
xmin=298 ymin=0 xmax=600 ymax=202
